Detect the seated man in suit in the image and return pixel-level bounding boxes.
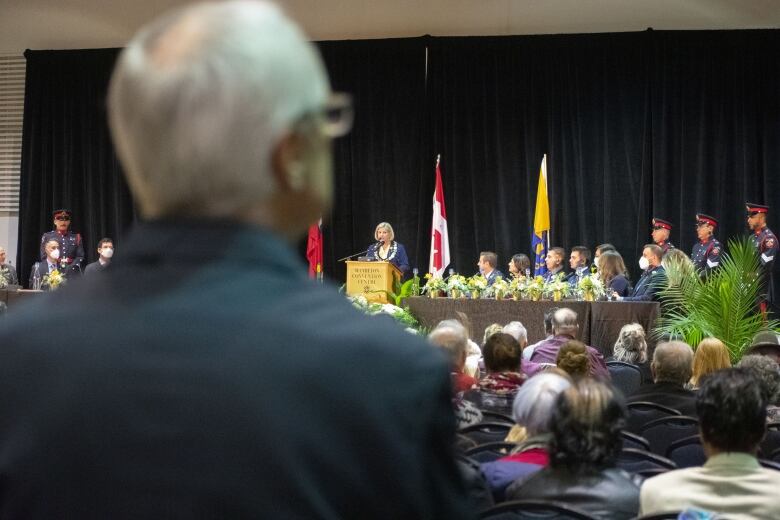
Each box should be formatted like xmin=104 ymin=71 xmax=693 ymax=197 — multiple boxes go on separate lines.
xmin=566 ymin=245 xmax=591 ymax=286
xmin=529 ymin=307 xmax=608 ymax=379
xmin=84 ymin=237 xmax=115 ymax=275
xmin=476 ymin=250 xmax=504 ymax=286
xmin=29 ymin=239 xmax=67 ymax=290
xmin=617 ymin=244 xmax=666 ymax=302
xmin=542 ymin=247 xmax=566 ymax=282
xmin=640 ymin=368 xmax=780 ymax=518
xmin=627 ymin=340 xmax=696 ymax=416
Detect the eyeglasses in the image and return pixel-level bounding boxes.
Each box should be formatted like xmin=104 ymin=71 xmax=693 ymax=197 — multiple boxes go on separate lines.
xmin=295 ymin=92 xmax=354 ymax=138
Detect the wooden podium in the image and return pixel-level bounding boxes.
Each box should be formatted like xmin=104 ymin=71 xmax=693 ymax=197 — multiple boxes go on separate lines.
xmin=345 ymin=260 xmax=402 ymax=303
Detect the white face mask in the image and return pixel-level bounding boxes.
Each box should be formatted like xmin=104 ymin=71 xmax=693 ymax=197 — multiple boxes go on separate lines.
xmin=101 ymin=247 xmax=114 ymax=259
xmin=638 ymin=256 xmax=650 ymax=271
xmin=50 ymin=249 xmax=61 ymax=260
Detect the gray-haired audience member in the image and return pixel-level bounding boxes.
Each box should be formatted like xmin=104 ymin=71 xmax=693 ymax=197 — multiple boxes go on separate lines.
xmin=0 ymin=246 xmax=18 ymax=287
xmin=627 ymin=340 xmax=696 ymax=415
xmin=430 ymin=319 xmax=478 ymax=394
xmin=480 ymin=372 xmax=572 ymax=502
xmin=529 ymin=308 xmax=609 ymax=378
xmin=611 ymin=323 xmax=652 ymax=383
xmin=523 ymin=307 xmax=558 ymax=360
xmin=738 ymin=354 xmax=780 ymax=422
xmin=503 ymin=321 xmax=528 ymax=348
xmin=0 ymin=2 xmax=471 ymax=517
xmin=640 ymin=368 xmax=780 ymax=518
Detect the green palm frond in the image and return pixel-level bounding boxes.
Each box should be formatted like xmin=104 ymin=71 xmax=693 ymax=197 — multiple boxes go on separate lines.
xmin=654 ymin=237 xmax=780 ymax=362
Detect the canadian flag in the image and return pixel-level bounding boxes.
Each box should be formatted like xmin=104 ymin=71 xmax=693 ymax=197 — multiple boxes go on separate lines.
xmin=429 ymin=155 xmax=450 ymax=277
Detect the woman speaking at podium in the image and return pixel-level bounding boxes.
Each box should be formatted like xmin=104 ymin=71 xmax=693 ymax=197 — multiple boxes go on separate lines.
xmin=367 ymin=222 xmax=410 ymax=276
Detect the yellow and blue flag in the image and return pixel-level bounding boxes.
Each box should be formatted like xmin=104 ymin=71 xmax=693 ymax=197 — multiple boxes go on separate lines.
xmin=532 ymin=154 xmax=550 ymax=276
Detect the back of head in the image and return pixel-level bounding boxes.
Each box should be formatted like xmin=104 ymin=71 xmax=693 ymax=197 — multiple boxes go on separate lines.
xmin=502 ymin=321 xmax=528 ymax=346
xmin=552 ymin=308 xmax=578 ymax=337
xmin=429 ymin=320 xmax=468 ymax=367
xmin=483 ymin=323 xmax=504 ymax=345
xmin=108 ymin=1 xmax=330 ymax=224
xmin=737 ymin=355 xmax=780 ymax=405
xmin=697 ymin=368 xmax=767 ymax=453
xmin=483 ymin=332 xmax=522 ymax=373
xmin=651 ymin=341 xmax=693 ymax=385
xmin=556 ymin=340 xmax=589 ymax=379
xmin=550 ymin=378 xmax=626 ymax=471
xmin=691 ymin=338 xmax=732 ymax=386
xmin=612 ymin=323 xmax=647 ymax=364
xmin=512 ymin=373 xmax=572 ymax=436
xmin=542 ymin=307 xmax=559 ymax=336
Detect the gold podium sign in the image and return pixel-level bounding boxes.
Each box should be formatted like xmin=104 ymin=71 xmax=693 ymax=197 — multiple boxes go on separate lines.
xmin=345 ymin=260 xmax=401 ymax=303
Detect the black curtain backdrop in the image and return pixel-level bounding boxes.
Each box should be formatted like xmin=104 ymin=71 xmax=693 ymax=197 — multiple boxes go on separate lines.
xmin=17 ymin=30 xmax=780 ymax=290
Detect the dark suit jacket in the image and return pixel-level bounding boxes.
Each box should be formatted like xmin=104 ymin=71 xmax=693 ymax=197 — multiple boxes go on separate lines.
xmin=483 ymin=269 xmax=505 ymax=286
xmin=0 ymin=221 xmax=472 ymax=519
xmin=623 ymin=266 xmax=666 ymax=302
xmin=627 ymin=381 xmax=697 ymax=416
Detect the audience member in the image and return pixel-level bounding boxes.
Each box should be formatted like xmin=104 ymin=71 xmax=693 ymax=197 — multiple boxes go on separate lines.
xmin=688 ymin=338 xmax=731 ymax=389
xmin=506 ymin=378 xmax=640 ymax=519
xmin=0 ymin=246 xmax=18 ymax=287
xmin=744 ymin=329 xmax=780 ymax=364
xmin=84 ymin=238 xmax=115 ymax=275
xmin=480 ymin=372 xmax=572 ymax=502
xmin=429 ymin=319 xmax=478 ymax=393
xmin=737 ymin=354 xmax=780 ymax=422
xmin=640 ymin=368 xmax=780 ymax=519
xmin=464 ymin=332 xmax=525 ymax=414
xmin=503 ymin=321 xmax=541 ymax=376
xmin=523 ymin=307 xmax=557 ymax=360
xmin=627 ymin=341 xmax=697 ymax=416
xmin=556 ymin=340 xmax=590 ymax=379
xmin=529 ymin=308 xmax=609 ymax=378
xmin=0 ymin=2 xmax=472 ymax=517
xmin=611 ymin=323 xmax=651 ymax=383
xmin=483 ymin=323 xmax=503 ymax=344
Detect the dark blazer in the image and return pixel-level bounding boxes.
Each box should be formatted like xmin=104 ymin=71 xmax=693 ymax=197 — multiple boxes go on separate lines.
xmin=623 ymin=266 xmax=666 ymax=302
xmin=0 ymin=221 xmax=472 ymax=519
xmin=627 ymin=380 xmax=698 ymax=416
xmin=484 ymin=269 xmax=505 ymax=286
xmin=367 ymin=240 xmax=410 ymax=275
xmin=608 ymin=274 xmax=632 ymax=297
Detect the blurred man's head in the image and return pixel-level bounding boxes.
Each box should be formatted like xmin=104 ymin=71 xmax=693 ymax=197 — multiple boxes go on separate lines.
xmin=108 ymin=1 xmax=348 ymax=239
xmin=697 ymin=368 xmax=767 ymax=456
xmin=552 ymin=308 xmax=579 ymax=338
xmin=429 ymin=320 xmax=469 ymax=371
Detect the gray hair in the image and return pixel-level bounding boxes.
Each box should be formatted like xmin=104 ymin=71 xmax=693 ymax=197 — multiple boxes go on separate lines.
xmin=552 ymin=308 xmax=579 ymax=337
xmin=652 ymin=341 xmax=693 ymax=384
xmin=108 ymin=0 xmax=329 ymax=218
xmin=737 ymin=355 xmax=780 ymax=405
xmin=429 ymin=320 xmax=469 ymax=365
xmin=374 ymin=222 xmax=395 ymax=241
xmin=512 ymin=372 xmax=572 ymax=436
xmin=613 ymin=323 xmax=648 ymax=364
xmin=503 ymin=321 xmax=528 ymax=346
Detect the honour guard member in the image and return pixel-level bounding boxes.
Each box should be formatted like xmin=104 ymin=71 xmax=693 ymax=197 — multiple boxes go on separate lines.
xmin=651 ymin=217 xmax=675 ymax=254
xmin=39 ymin=209 xmax=85 ymax=272
xmin=691 ymin=213 xmax=722 ymax=274
xmin=747 ymin=202 xmax=778 ymax=308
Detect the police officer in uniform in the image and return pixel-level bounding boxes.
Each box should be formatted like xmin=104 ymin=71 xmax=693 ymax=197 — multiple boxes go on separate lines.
xmin=747 ymin=202 xmax=778 ymax=308
xmin=39 ymin=209 xmax=85 ymax=273
xmin=691 ymin=213 xmax=722 ymax=275
xmin=651 ymin=217 xmax=675 ymax=254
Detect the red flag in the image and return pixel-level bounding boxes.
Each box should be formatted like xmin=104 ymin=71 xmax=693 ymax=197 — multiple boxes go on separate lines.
xmin=429 ymin=155 xmax=450 ymax=276
xmin=306 ymin=219 xmax=323 ymax=280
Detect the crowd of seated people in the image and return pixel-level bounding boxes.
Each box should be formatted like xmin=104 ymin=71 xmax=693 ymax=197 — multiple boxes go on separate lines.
xmin=427 ymin=309 xmax=780 ymax=518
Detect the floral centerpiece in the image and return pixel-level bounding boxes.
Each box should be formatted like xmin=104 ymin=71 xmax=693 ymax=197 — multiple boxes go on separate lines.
xmin=487 ymin=276 xmax=510 ymax=299
xmin=43 ymin=269 xmax=66 ymax=291
xmin=467 ymin=274 xmax=488 ymax=299
xmin=509 ymin=275 xmax=530 ymax=300
xmin=577 ymin=275 xmax=605 ymax=301
xmin=446 ymin=274 xmax=469 ymax=298
xmin=526 ymin=276 xmax=546 ymax=301
xmin=422 ymin=273 xmax=447 ymax=297
xmin=348 ymin=295 xmax=421 ymax=332
xmin=544 ymin=273 xmax=570 ymax=302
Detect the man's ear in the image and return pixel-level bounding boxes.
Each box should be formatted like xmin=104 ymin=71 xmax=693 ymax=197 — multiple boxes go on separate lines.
xmin=271 ymin=132 xmax=306 ymax=192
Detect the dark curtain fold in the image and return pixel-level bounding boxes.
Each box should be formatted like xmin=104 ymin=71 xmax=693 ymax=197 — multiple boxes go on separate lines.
xmin=17 ymin=30 xmax=780 ymax=290
xmin=18 ymin=48 xmax=135 ymax=285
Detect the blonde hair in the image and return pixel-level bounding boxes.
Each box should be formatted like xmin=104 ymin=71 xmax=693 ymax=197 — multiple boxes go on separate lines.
xmin=690 ymin=338 xmax=731 ymax=388
xmin=374 ymin=222 xmax=395 ymax=241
